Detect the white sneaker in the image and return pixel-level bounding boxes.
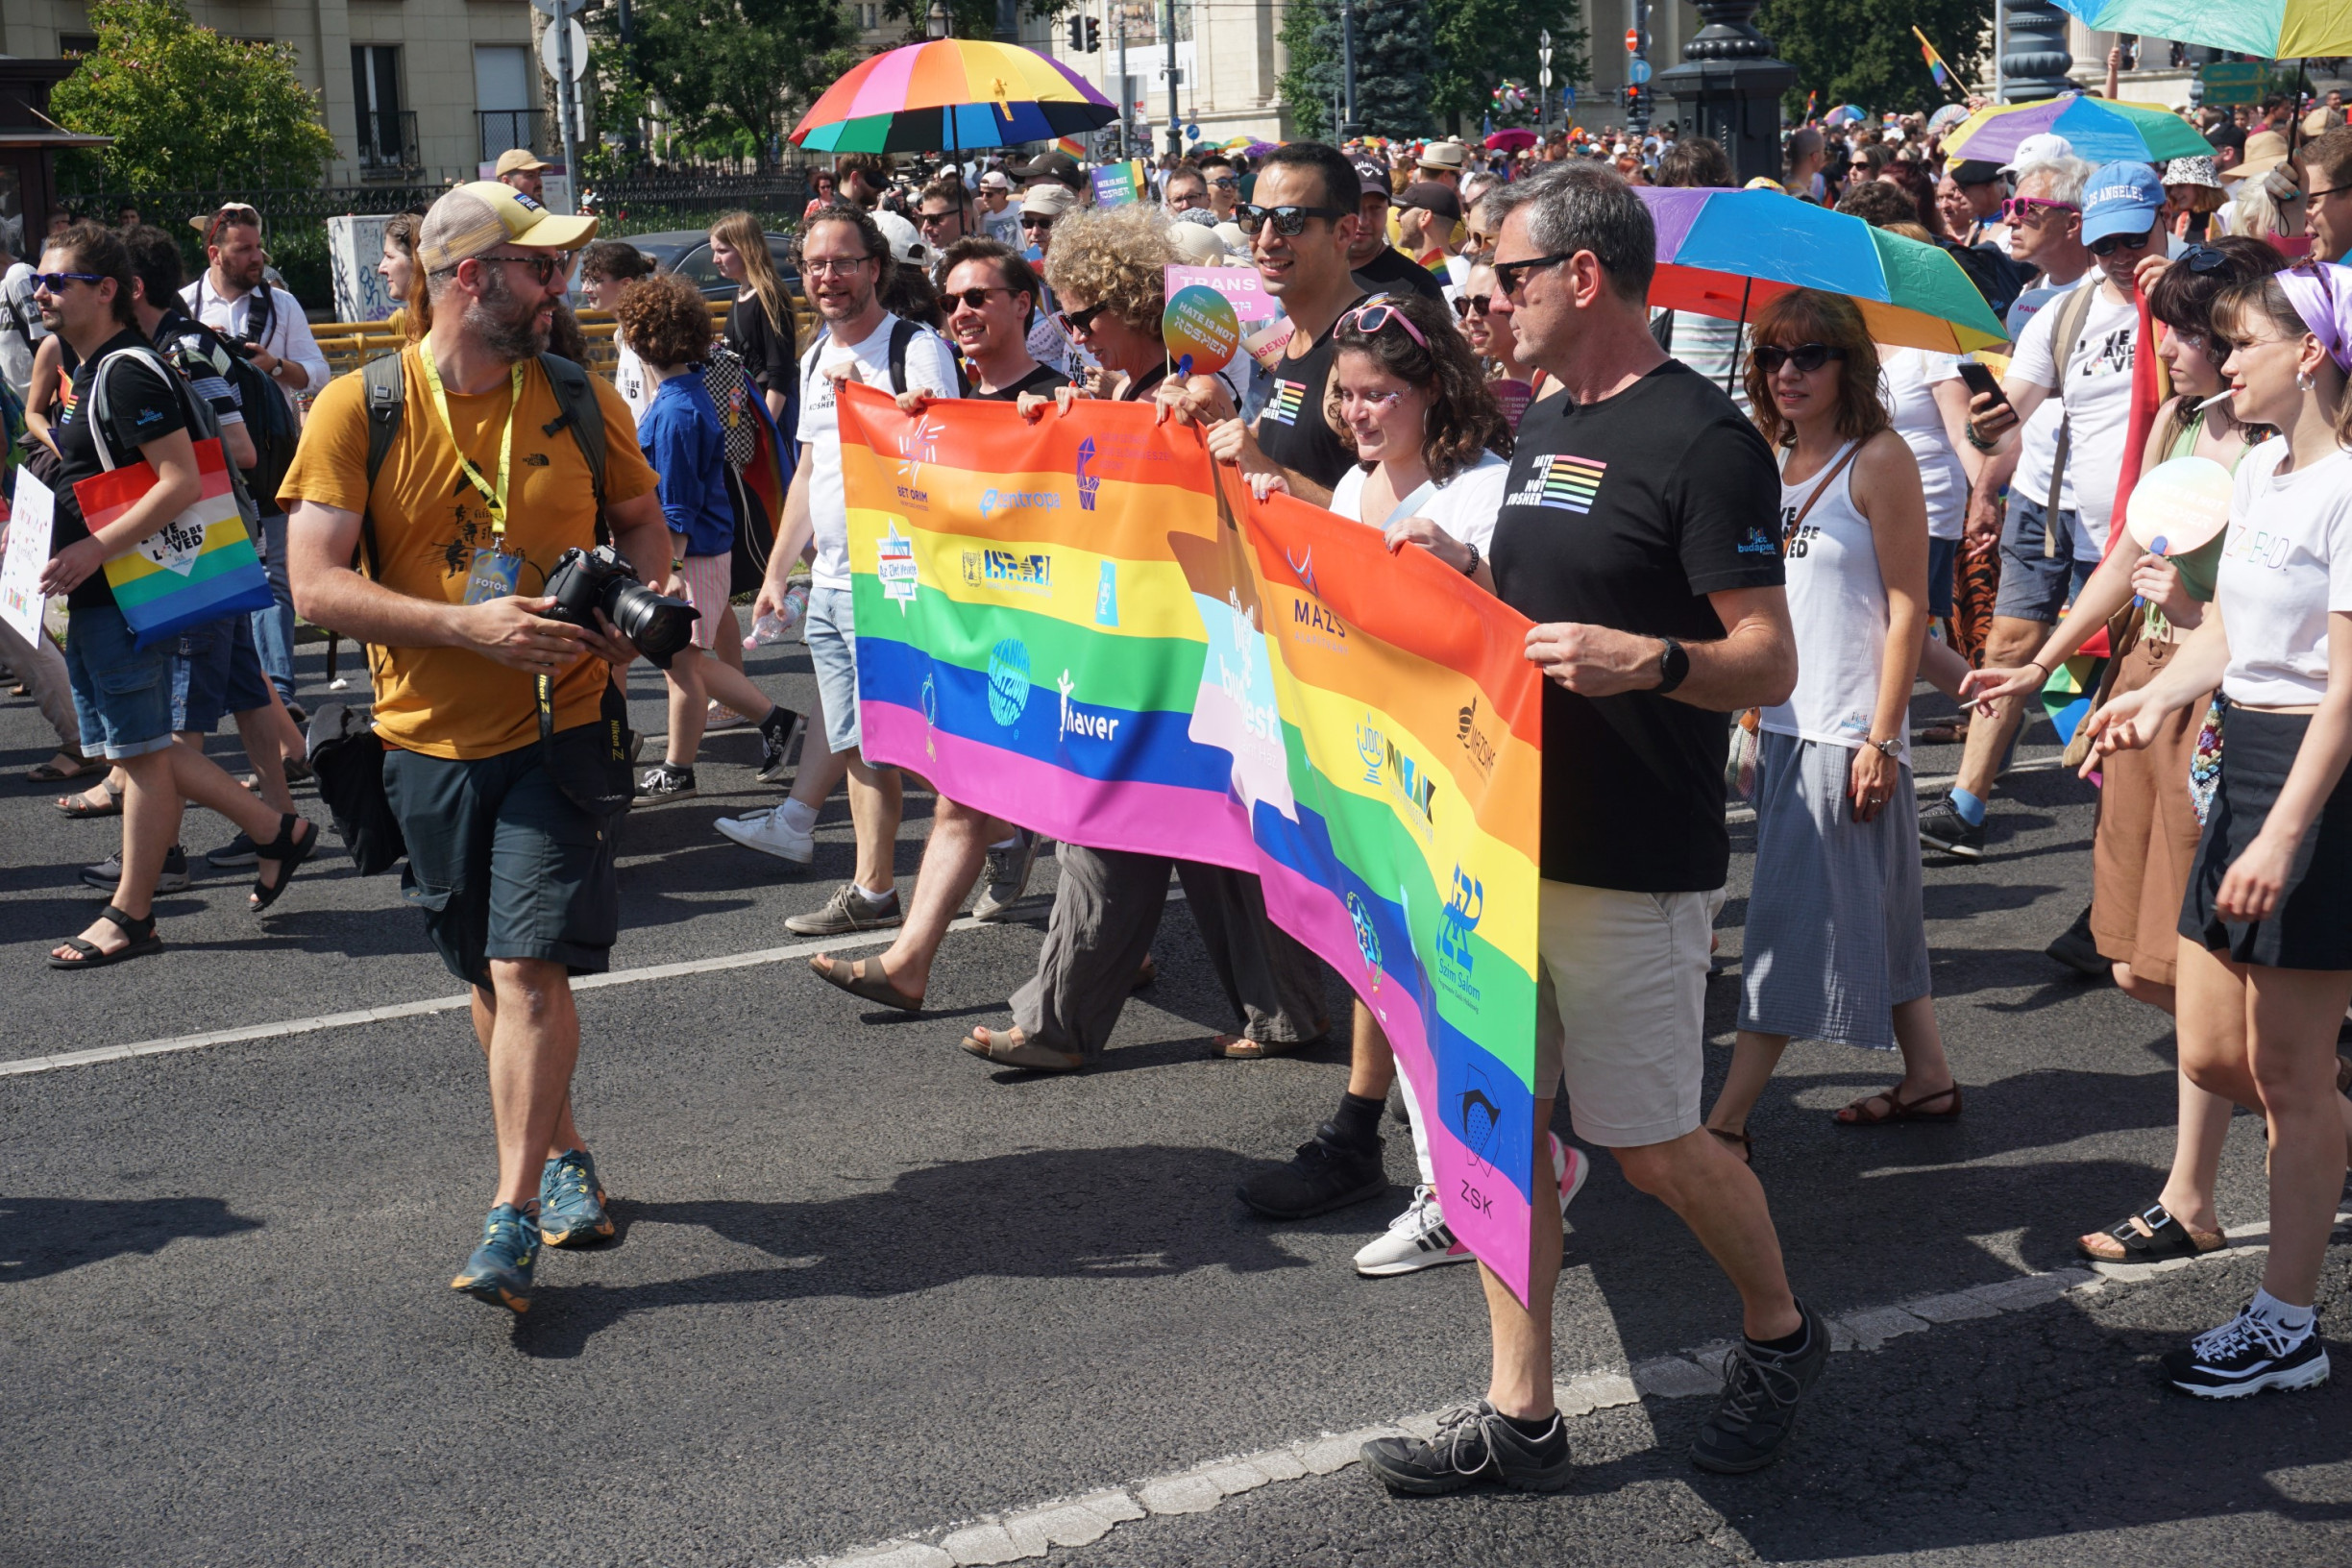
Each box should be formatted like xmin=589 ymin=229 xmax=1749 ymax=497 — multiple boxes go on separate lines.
xmin=716 ymin=806 xmax=814 ymax=863
xmin=1554 ymin=1135 xmax=1590 ymax=1220
xmin=1354 ymin=1186 xmax=1471 ymax=1277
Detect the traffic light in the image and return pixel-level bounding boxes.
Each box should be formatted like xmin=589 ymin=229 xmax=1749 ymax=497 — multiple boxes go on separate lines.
xmin=1623 ymin=84 xmax=1641 ymax=110
xmin=1085 ymin=14 xmax=1100 ymax=49
xmin=1068 ymin=15 xmax=1084 ymax=50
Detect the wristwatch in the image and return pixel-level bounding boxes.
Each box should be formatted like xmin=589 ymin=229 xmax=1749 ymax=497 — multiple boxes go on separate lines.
xmin=1868 ymin=736 xmax=1902 ymax=758
xmin=1654 ymin=636 xmax=1689 ymax=695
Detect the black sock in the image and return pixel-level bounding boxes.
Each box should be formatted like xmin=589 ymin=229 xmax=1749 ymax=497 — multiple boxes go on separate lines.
xmin=1328 ymin=1091 xmax=1385 ymax=1149
xmin=1498 ymin=1410 xmax=1559 ymax=1442
xmin=1748 ymin=1318 xmax=1811 ymax=1358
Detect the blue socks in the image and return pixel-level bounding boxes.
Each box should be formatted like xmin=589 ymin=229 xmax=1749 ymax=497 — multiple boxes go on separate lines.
xmin=1950 ymin=788 xmax=1988 ymax=826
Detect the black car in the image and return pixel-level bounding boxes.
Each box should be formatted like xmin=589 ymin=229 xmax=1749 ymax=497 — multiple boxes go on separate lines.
xmin=613 ymin=229 xmax=800 ymax=300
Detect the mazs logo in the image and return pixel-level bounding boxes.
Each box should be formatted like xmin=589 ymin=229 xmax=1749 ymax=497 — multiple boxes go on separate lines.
xmin=1290 ymin=595 xmax=1347 ymax=651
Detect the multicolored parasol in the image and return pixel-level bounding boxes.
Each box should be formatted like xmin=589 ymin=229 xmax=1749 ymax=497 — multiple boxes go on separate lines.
xmin=1942 ymin=93 xmax=2211 ymax=168
xmin=791 ymin=38 xmax=1116 ymax=155
xmin=2048 ymin=0 xmax=2352 ymax=60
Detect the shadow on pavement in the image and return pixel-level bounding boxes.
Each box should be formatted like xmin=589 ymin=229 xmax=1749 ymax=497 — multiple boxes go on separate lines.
xmin=0 ymin=1195 xmax=261 ymax=1283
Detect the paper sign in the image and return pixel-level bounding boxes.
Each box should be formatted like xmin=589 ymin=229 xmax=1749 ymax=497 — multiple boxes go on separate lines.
xmin=2125 ymin=455 xmax=2233 ymax=554
xmin=1243 ymin=315 xmax=1295 ymax=371
xmin=1090 ymin=159 xmax=1146 ymax=208
xmin=1163 ymin=283 xmax=1242 ymax=376
xmin=1 ymin=468 xmax=56 ymax=645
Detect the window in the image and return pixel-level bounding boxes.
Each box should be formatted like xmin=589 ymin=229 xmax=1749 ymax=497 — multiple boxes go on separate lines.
xmin=60 ymin=34 xmax=99 ymax=56
xmin=475 ymin=43 xmax=536 ymax=162
xmin=352 ymin=44 xmax=403 ymax=159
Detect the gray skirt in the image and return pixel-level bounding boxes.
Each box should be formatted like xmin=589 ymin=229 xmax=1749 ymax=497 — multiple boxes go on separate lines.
xmin=1740 ymin=730 xmax=1932 ymax=1049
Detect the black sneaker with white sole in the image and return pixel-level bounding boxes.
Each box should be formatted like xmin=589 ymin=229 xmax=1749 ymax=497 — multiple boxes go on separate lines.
xmin=1360 ymin=1400 xmax=1574 ymax=1495
xmin=756 ymin=708 xmax=805 ymax=783
xmin=83 ymin=845 xmax=190 ymax=893
xmin=1917 ymin=795 xmax=1986 ymax=860
xmin=2163 ymin=1308 xmax=2330 ymax=1398
xmin=1236 ymin=1124 xmax=1386 ymax=1219
xmin=636 ymin=763 xmax=698 ymax=803
xmin=208 ymin=831 xmax=260 ymax=869
xmin=1688 ymin=1300 xmax=1830 ymax=1474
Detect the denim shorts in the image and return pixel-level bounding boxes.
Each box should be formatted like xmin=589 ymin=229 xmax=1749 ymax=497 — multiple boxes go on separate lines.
xmin=172 ymin=614 xmax=275 ymax=734
xmin=64 ymin=604 xmax=177 ymax=760
xmin=805 ymin=584 xmax=866 ymax=756
xmin=1994 ymin=496 xmax=2099 ymax=623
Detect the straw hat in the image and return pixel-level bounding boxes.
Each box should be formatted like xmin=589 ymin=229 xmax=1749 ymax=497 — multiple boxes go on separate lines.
xmin=2224 ymin=130 xmax=2292 ymax=183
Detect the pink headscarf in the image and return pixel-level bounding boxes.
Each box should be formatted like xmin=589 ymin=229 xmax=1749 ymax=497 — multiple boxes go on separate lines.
xmin=2276 ymin=259 xmax=2352 ymax=370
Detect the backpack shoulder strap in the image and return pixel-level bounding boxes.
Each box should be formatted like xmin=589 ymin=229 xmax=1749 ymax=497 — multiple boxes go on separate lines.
xmin=888 ymin=317 xmax=917 ymax=396
xmin=2047 ymin=279 xmax=2100 ymax=404
xmin=537 ymin=352 xmax=610 ymax=545
xmin=358 ymin=350 xmax=407 ymax=576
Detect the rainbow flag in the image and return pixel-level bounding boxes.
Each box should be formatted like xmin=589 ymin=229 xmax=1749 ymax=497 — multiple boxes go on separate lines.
xmin=1055 ymin=135 xmax=1086 ymax=157
xmin=841 ymin=384 xmax=1546 ymax=1299
xmin=81 ymin=437 xmax=272 ymax=649
xmin=1913 ymin=27 xmax=1956 ymax=93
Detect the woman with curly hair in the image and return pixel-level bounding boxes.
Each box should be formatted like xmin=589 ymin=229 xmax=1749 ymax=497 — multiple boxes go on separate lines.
xmin=618 ymin=272 xmax=801 ymax=804
xmin=1031 ymin=204 xmax=1191 ymax=404
xmin=1702 ymin=287 xmax=1952 ymax=1160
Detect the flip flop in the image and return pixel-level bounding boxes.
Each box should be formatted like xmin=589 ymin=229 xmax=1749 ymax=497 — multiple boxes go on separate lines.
xmin=810 ymin=953 xmax=923 ymax=1013
xmin=56 ymin=780 xmax=123 ymax=818
xmin=25 ymin=750 xmax=103 ymax=783
xmin=1835 ymin=1082 xmax=1963 ymax=1125
xmin=958 ymin=1026 xmax=1085 ymax=1072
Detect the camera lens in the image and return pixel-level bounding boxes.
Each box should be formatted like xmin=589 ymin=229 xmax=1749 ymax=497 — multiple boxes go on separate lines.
xmin=604 ymin=579 xmax=698 ymax=668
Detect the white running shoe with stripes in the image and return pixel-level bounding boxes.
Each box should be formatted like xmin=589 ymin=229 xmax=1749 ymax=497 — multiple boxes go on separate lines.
xmin=1353 ymin=1136 xmax=1589 ymax=1277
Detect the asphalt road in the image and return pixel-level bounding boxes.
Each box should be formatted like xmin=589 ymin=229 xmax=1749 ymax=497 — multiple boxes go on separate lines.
xmin=3 ymin=641 xmax=2346 ymax=1568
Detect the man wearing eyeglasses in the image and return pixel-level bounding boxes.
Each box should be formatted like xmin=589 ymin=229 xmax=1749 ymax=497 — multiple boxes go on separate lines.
xmin=281 ymin=182 xmax=670 ymax=1314
xmin=1357 ymin=161 xmax=1818 ymax=1496
xmin=1929 ymin=160 xmax=2156 ymax=863
xmin=2280 ymin=127 xmax=2352 ymax=264
xmin=1016 ymin=184 xmax=1080 ymax=376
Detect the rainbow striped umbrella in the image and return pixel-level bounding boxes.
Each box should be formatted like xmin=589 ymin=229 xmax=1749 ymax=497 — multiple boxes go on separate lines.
xmin=791 ymin=38 xmax=1116 ymax=155
xmin=1942 ymin=93 xmax=2210 ymax=167
xmin=2049 ymin=0 xmax=2351 ymax=60
xmin=1638 ymin=186 xmax=2011 ymax=355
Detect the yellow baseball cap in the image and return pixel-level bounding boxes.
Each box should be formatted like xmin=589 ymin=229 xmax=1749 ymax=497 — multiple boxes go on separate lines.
xmin=495 ymin=148 xmax=553 ymax=177
xmin=415 ymin=181 xmax=597 ymax=273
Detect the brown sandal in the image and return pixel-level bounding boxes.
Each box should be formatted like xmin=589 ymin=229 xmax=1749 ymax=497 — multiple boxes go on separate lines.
xmin=810 ymin=953 xmax=923 ymax=1012
xmin=1706 ymin=1125 xmax=1753 ymax=1164
xmin=959 ymin=1025 xmax=1085 ymax=1072
xmin=1835 ymin=1082 xmax=1963 ymax=1126
xmin=1210 ymin=1033 xmax=1300 ymax=1060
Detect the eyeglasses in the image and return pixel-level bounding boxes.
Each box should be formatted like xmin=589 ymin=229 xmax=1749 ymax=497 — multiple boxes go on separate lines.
xmin=1054 ymin=301 xmax=1110 ymax=337
xmin=1492 ymin=252 xmax=1574 ymax=299
xmin=947 ymin=285 xmax=1013 ymax=311
xmin=802 ymin=256 xmax=875 ymax=276
xmin=478 ymin=252 xmax=564 ymax=284
xmin=2087 ymin=229 xmax=2155 ymax=257
xmin=30 ymin=270 xmax=104 ymax=293
xmin=1752 ymin=342 xmax=1847 ymax=374
xmin=2309 ymin=183 xmax=2352 ymax=201
xmin=1236 ymin=203 xmax=1351 ymax=236
xmin=1999 ymin=196 xmax=2079 ymax=225
xmin=1453 ymin=294 xmax=1493 ymax=319
xmin=1340 ymin=298 xmax=1429 ymax=350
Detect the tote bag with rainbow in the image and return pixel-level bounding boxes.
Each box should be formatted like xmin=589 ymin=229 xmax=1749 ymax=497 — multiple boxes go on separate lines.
xmin=76 ymin=348 xmax=273 ymax=649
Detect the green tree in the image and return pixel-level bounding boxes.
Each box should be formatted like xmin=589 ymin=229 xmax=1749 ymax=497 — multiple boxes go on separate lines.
xmin=1754 ymin=0 xmax=1988 ymax=117
xmin=1428 ymin=0 xmax=1586 ymax=136
xmin=1278 ymin=0 xmax=1436 ymax=141
xmin=622 ymin=0 xmax=860 ymax=168
xmin=876 ymin=0 xmax=1083 ymax=43
xmin=1278 ymin=0 xmax=1337 ymax=140
xmin=51 ymin=0 xmax=335 ymax=190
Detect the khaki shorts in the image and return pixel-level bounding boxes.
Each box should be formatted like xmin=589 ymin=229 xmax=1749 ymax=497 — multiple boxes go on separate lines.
xmin=1533 ymin=879 xmax=1720 ymax=1149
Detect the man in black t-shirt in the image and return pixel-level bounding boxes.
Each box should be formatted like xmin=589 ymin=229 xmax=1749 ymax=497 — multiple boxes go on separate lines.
xmin=1347 ymin=155 xmax=1447 ymax=306
xmin=1358 ymin=164 xmax=1826 ymax=1498
xmin=35 ymin=222 xmax=317 ymax=970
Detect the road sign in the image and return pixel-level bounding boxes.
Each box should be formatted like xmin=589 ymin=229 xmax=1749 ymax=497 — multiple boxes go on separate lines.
xmin=1628 ymin=58 xmax=1652 ymax=85
xmin=528 ymin=0 xmax=585 ymax=17
xmin=539 ymin=18 xmax=588 ymax=81
xmin=1539 ymin=67 xmax=1553 ymax=88
xmin=2198 ymin=61 xmax=2266 ymax=108
xmin=1624 ymin=28 xmax=1640 ymax=51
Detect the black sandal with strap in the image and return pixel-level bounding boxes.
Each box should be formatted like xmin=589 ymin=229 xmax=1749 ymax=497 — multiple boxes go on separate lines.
xmin=250 ymin=814 xmax=318 ymax=911
xmin=47 ymin=905 xmax=163 ymax=970
xmin=2076 ymin=1202 xmax=2226 ymax=1264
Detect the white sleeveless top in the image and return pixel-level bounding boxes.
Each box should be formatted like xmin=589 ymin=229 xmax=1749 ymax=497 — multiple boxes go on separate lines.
xmin=1761 ymin=440 xmax=1901 ymax=758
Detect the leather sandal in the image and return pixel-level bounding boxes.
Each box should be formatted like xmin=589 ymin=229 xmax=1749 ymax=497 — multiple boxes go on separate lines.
xmin=1211 ymin=1033 xmax=1299 ymax=1060
xmin=1834 ymin=1081 xmax=1963 ymax=1125
xmin=26 ymin=749 xmax=103 ymax=784
xmin=2077 ymin=1201 xmax=2226 ymax=1264
xmin=56 ymin=779 xmax=123 ymax=818
xmin=249 ymin=813 xmax=318 ymax=910
xmin=958 ymin=1026 xmax=1085 ymax=1072
xmin=47 ymin=904 xmax=163 ymax=969
xmin=810 ymin=953 xmax=922 ymax=1013
xmin=1706 ymin=1125 xmax=1753 ymax=1164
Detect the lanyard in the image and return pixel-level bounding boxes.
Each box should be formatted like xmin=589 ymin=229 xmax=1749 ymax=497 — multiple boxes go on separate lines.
xmin=417 ymin=352 xmax=523 ymax=537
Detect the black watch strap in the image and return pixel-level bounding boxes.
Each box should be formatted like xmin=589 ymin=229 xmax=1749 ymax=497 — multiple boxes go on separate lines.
xmin=1654 ymin=636 xmax=1689 ymax=695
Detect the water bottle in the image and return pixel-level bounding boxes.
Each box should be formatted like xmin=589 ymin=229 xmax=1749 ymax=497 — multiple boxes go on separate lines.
xmin=745 ymin=580 xmax=810 ymax=648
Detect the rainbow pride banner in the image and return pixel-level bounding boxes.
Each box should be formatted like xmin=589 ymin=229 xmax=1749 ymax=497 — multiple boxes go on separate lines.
xmin=841 ymin=384 xmax=1544 ymax=1299
xmin=81 ymin=437 xmax=272 ymax=649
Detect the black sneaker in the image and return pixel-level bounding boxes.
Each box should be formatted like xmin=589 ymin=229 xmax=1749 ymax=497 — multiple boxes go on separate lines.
xmin=2045 ymin=904 xmax=2106 ymax=977
xmin=2163 ymin=1307 xmax=2331 ymax=1398
xmin=1917 ymin=795 xmax=1985 ymax=861
xmin=637 ymin=763 xmax=698 ymax=803
xmin=756 ymin=708 xmax=805 ymax=784
xmin=1236 ymin=1123 xmax=1386 ymax=1219
xmin=1688 ymin=1300 xmax=1830 ymax=1474
xmin=208 ymin=832 xmax=260 ymax=869
xmin=83 ymin=845 xmax=190 ymax=893
xmin=1360 ymin=1401 xmax=1574 ymax=1495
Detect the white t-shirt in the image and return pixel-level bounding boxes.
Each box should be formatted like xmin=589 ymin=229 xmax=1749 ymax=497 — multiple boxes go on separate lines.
xmin=1763 ymin=444 xmax=1897 ymax=754
xmin=1327 ymin=451 xmax=1508 ymax=554
xmin=0 ymin=259 xmax=44 ymax=403
xmin=613 ymin=342 xmax=653 ymax=431
xmin=1879 ymin=347 xmax=1967 ymax=541
xmin=2217 ymin=439 xmax=2352 ymax=706
xmin=796 ymin=312 xmax=959 ymax=592
xmin=2009 ymin=276 xmax=2138 ymax=555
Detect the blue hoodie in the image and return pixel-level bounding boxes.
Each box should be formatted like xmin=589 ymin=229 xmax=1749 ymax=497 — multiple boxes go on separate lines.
xmin=637 ymin=368 xmax=734 ymax=558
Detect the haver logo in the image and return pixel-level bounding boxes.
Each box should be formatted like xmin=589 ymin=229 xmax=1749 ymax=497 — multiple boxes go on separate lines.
xmin=1075 ymin=436 xmax=1100 ymax=511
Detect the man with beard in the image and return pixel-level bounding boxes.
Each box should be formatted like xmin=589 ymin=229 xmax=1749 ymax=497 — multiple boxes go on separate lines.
xmin=281 ymin=183 xmax=672 ymax=1314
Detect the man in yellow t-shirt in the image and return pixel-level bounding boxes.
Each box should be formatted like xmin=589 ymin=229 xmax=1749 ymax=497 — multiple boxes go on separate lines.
xmin=282 ymin=182 xmax=669 ymax=1315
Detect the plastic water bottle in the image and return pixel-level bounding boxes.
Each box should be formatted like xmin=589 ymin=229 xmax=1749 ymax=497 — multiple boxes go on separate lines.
xmin=745 ymin=580 xmax=809 ymax=648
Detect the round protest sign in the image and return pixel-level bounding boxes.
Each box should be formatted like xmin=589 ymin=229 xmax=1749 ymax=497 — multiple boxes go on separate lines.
xmin=2125 ymin=455 xmax=2233 ymax=556
xmin=1162 ymin=283 xmax=1241 ymax=376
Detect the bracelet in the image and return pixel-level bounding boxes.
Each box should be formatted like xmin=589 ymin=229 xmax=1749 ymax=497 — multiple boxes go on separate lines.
xmin=1460 ymin=539 xmax=1481 ymax=577
xmin=1964 ymin=424 xmax=1997 ymax=453
xmin=2024 ymin=658 xmax=2049 ymax=680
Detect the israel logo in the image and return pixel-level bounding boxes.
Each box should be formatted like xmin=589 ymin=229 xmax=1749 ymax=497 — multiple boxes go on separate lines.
xmin=986 ymin=638 xmax=1032 ymax=726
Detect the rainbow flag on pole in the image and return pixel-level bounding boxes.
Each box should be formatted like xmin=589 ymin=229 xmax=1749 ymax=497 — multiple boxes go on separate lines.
xmin=81 ymin=437 xmax=272 ymax=649
xmin=1913 ymin=27 xmax=1957 ymax=94
xmin=841 ymin=384 xmax=1545 ymax=1299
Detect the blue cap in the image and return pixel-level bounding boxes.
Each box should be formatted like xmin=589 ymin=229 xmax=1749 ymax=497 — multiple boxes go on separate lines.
xmin=2081 ymin=161 xmax=2167 ymax=244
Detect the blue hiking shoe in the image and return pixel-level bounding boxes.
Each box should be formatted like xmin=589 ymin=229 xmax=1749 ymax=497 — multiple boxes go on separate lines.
xmin=537 ymin=1148 xmax=614 ymax=1247
xmin=450 ymin=1203 xmax=539 ymax=1313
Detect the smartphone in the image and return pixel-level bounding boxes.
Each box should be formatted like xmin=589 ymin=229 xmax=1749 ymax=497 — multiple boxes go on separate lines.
xmin=1957 ymin=359 xmax=2008 ymax=413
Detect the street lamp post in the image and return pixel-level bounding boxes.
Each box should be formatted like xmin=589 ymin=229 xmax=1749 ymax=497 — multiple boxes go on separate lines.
xmin=1339 ymin=0 xmax=1360 ymax=138
xmin=926 ymin=0 xmax=950 ymax=38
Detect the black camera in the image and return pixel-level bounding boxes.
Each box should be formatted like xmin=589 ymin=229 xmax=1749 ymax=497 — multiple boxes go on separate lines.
xmin=543 ymin=544 xmax=699 ymax=669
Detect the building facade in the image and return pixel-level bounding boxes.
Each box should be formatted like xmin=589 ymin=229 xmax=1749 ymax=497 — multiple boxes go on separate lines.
xmin=0 ymin=0 xmax=542 ymax=184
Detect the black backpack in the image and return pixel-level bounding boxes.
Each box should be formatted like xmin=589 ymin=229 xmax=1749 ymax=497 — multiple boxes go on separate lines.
xmin=224 ymin=285 xmax=302 ymax=513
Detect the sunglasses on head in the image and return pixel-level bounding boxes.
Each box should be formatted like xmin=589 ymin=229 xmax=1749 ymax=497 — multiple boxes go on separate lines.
xmin=1453 ymin=294 xmax=1493 ymax=318
xmin=947 ymin=284 xmax=1013 ymax=311
xmin=2177 ymin=242 xmax=2230 ymax=272
xmin=31 ymin=270 xmax=104 ymax=293
xmin=1054 ymin=301 xmax=1109 ymax=336
xmin=1340 ymin=297 xmax=1429 ymax=350
xmin=2088 ymin=229 xmax=2155 ymax=257
xmin=1237 ymin=203 xmax=1351 ymax=237
xmin=1753 ymin=342 xmax=1847 ymax=374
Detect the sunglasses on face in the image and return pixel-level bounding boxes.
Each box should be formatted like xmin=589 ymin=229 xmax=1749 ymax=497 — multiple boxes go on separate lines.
xmin=31 ymin=270 xmax=104 ymax=293
xmin=1054 ymin=301 xmax=1109 ymax=337
xmin=1493 ymin=253 xmax=1573 ymax=299
xmin=1019 ymin=214 xmax=1055 ymax=232
xmin=1340 ymin=298 xmax=1429 ymax=350
xmin=918 ymin=208 xmax=961 ymax=227
xmin=947 ymin=284 xmax=1014 ymax=311
xmin=1753 ymin=342 xmax=1847 ymax=374
xmin=1454 ymin=294 xmax=1493 ymax=318
xmin=2088 ymin=229 xmax=2154 ymax=257
xmin=1237 ymin=203 xmax=1350 ymax=237
xmin=1205 ymin=176 xmax=1238 ymax=189
xmin=2000 ymin=196 xmax=2079 ymax=225
xmin=478 ymin=252 xmax=565 ymax=284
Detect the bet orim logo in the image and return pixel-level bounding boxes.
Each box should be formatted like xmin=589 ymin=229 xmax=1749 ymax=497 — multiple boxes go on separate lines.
xmin=961 ymin=549 xmax=1053 ymax=595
